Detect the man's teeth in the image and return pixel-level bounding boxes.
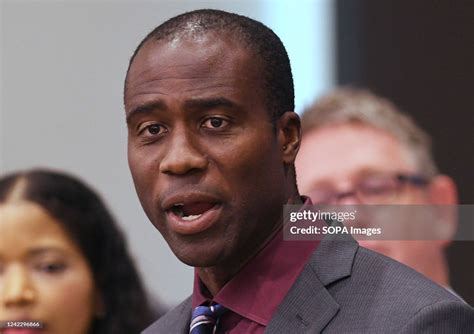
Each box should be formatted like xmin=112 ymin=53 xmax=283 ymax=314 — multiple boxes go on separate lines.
xmin=171 ymin=204 xmax=205 ymax=221
xmin=181 ymin=214 xmax=202 ymax=221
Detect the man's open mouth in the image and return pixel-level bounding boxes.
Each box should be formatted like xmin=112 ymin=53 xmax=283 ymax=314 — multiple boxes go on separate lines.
xmin=163 ymin=193 xmax=223 ymax=235
xmin=170 ymin=202 xmax=217 ymax=221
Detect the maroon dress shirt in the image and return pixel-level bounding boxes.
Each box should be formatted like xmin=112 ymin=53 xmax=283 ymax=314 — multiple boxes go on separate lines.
xmin=191 ymin=197 xmax=319 ymax=333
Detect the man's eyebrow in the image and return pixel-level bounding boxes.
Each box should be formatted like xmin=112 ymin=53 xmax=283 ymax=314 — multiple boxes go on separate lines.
xmin=28 ymin=247 xmax=67 ymax=257
xmin=126 ymin=101 xmax=166 ymax=124
xmin=126 ymin=97 xmax=236 ymax=124
xmin=183 ymin=97 xmax=235 ymax=110
xmin=354 ymin=167 xmax=385 ymax=179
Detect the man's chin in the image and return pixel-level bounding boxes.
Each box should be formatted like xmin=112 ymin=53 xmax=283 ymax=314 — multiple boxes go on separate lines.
xmin=171 ymin=246 xmax=227 ymax=268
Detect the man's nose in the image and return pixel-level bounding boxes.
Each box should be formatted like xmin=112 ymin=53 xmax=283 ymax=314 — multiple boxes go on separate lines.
xmin=1 ymin=265 xmax=36 ymax=307
xmin=334 ymin=191 xmax=363 ymax=205
xmin=159 ymin=129 xmax=208 ymax=175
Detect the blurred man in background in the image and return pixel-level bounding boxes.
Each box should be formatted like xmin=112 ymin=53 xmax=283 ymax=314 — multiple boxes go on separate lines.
xmin=296 ymin=87 xmax=458 ymax=291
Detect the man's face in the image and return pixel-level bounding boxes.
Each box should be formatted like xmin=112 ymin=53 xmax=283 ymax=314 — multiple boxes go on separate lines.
xmin=125 ymin=34 xmax=288 ymax=268
xmin=296 ymin=123 xmax=437 ymax=268
xmin=296 ymin=123 xmax=423 ymax=203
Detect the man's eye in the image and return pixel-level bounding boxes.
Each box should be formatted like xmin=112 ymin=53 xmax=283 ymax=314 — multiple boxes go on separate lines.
xmin=202 ymin=117 xmax=228 ymax=129
xmin=36 ymin=262 xmax=66 ymax=274
xmin=360 ymin=179 xmax=397 ymax=195
xmin=138 ymin=123 xmax=167 ymax=137
xmin=147 ymin=124 xmax=163 ymax=135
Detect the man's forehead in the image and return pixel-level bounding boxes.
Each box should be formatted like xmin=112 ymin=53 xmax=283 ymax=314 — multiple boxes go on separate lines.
xmin=140 ymin=30 xmax=246 ymax=58
xmin=124 ymin=34 xmax=269 ymax=119
xmin=297 ymin=124 xmax=417 ymax=187
xmin=127 ymin=32 xmax=254 ymax=81
xmin=125 ymin=34 xmax=262 ymax=100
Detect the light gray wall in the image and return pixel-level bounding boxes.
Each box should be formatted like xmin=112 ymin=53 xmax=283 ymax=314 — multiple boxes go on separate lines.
xmin=1 ymin=0 xmax=333 ymax=308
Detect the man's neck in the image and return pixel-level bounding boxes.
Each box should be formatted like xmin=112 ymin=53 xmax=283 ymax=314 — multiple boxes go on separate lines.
xmin=197 ymin=192 xmax=303 ymax=296
xmin=424 ymin=251 xmax=450 ymax=288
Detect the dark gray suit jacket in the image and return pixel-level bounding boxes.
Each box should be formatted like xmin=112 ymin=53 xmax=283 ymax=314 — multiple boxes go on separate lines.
xmin=143 ymin=233 xmax=474 ymax=333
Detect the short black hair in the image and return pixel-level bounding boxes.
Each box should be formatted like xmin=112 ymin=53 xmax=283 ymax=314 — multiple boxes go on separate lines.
xmin=0 ymin=169 xmax=156 ymax=334
xmin=125 ymin=9 xmax=294 ymax=122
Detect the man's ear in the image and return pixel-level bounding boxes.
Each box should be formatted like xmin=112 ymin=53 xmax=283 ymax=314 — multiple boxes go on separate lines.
xmin=277 ymin=111 xmax=302 ymax=164
xmin=428 ymin=175 xmax=458 ymax=205
xmin=427 ymin=175 xmax=458 ymax=246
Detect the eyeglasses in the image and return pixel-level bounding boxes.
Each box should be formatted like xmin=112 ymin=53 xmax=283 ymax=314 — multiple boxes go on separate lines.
xmin=308 ymin=173 xmax=429 ymax=205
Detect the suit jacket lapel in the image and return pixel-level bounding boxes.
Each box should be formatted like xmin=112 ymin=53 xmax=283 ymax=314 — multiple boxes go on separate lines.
xmin=265 ymin=221 xmax=358 ymax=333
xmin=175 ymin=297 xmax=192 ymax=334
xmin=143 ymin=296 xmax=192 ymax=334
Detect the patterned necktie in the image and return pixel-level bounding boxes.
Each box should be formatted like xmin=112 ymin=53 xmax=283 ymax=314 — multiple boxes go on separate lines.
xmin=189 ymin=303 xmax=227 ymax=334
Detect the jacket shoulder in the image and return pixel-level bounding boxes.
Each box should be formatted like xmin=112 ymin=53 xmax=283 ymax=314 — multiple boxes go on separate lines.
xmin=324 ymin=246 xmax=474 ymax=332
xmin=352 ymin=247 xmax=462 ymax=306
xmin=401 ymin=299 xmax=474 ymax=333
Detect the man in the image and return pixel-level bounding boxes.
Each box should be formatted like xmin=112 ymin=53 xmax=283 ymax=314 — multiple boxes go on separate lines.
xmin=296 ymin=88 xmax=457 ymax=291
xmin=124 ymin=9 xmax=474 ymax=333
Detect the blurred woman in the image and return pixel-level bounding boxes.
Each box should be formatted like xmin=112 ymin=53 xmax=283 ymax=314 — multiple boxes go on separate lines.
xmin=0 ymin=169 xmax=154 ymax=334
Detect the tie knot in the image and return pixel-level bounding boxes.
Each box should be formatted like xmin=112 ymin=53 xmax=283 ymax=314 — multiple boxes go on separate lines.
xmin=190 ymin=303 xmax=227 ymax=334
